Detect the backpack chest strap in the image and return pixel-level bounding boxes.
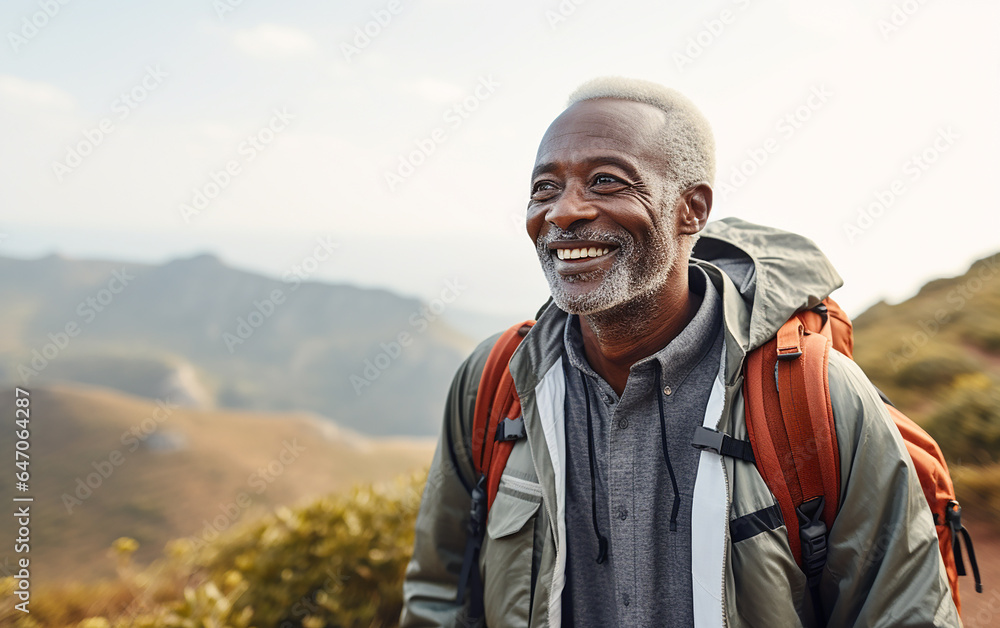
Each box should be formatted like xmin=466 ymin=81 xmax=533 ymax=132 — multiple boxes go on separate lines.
xmin=691 ymin=426 xmax=755 ymax=463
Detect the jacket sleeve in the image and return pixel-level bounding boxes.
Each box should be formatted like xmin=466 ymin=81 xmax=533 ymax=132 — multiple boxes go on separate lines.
xmin=822 ymin=351 xmax=961 ymax=627
xmin=400 ymin=337 xmax=496 ymax=628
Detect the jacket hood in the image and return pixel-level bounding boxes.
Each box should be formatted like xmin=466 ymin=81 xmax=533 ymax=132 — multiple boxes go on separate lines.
xmin=693 ymin=217 xmax=843 ymax=354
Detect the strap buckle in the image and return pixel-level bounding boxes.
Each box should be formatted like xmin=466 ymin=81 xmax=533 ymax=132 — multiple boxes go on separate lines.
xmin=776 ymin=320 xmax=805 ymax=361
xmin=692 ymin=426 xmax=726 ymax=454
xmin=797 ymin=496 xmax=828 ymax=588
xmin=456 ymin=476 xmax=488 ymax=605
xmin=495 ymin=416 xmax=525 ymax=441
xmin=691 ymin=426 xmax=755 ymax=463
xmin=946 ymin=500 xmax=984 ymax=593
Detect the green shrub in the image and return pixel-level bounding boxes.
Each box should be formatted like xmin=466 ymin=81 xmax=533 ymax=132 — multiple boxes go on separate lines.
xmin=952 ymin=463 xmax=1000 ymax=523
xmin=894 ymin=354 xmax=979 ymax=390
xmin=0 ymin=471 xmax=428 ymax=628
xmin=924 ymin=375 xmax=1000 ymax=465
xmin=962 ymin=326 xmax=1000 ymax=354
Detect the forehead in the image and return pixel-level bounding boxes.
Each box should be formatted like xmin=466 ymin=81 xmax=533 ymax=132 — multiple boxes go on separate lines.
xmin=534 ymin=98 xmax=667 ymax=174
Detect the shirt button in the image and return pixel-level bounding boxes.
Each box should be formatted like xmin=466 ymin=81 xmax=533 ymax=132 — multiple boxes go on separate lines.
xmin=623 ymin=592 xmax=631 ymax=607
xmin=663 ymin=385 xmax=672 ymax=396
xmin=618 ymin=508 xmax=628 ymax=520
xmin=617 ymin=418 xmax=629 ymax=430
xmin=602 ymin=393 xmax=614 ymax=405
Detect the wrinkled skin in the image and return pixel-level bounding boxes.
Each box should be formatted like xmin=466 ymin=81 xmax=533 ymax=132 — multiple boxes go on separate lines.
xmin=526 ymin=98 xmax=713 ymax=393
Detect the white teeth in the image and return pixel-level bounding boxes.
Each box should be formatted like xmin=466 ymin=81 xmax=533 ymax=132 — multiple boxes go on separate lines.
xmin=555 ymin=246 xmax=612 ymax=260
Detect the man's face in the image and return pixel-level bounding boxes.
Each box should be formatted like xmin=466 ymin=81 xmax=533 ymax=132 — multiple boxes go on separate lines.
xmin=527 ymin=98 xmax=685 ymax=316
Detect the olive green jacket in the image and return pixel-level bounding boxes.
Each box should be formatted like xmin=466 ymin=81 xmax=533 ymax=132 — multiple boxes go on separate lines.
xmin=401 ymin=218 xmax=960 ymax=627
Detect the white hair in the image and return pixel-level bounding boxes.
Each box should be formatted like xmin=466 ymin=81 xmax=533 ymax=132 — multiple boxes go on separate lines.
xmin=567 ymin=76 xmax=716 ymax=188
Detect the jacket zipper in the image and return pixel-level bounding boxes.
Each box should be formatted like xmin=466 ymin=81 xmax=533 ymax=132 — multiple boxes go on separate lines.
xmin=721 ymin=454 xmax=732 ymax=628
xmin=529 ymin=438 xmax=560 ymax=628
xmin=717 ymin=358 xmax=735 ymax=628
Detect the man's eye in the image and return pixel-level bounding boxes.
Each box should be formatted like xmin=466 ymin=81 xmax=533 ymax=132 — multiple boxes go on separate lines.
xmin=532 ymin=181 xmax=558 ymax=196
xmin=593 ymin=174 xmax=623 ymax=187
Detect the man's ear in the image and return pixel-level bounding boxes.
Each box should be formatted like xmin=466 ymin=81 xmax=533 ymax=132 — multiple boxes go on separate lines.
xmin=678 ymin=183 xmax=713 ymax=236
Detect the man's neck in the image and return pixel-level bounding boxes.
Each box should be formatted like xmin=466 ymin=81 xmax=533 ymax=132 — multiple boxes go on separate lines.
xmin=578 ymin=266 xmax=701 ymax=396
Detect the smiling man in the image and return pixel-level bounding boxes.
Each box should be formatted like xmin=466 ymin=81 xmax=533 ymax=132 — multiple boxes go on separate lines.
xmin=401 ymin=78 xmax=958 ymax=627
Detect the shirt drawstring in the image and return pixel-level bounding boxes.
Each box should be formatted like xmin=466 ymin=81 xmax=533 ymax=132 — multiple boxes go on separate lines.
xmin=580 ymin=364 xmax=681 ymax=566
xmin=656 ymin=366 xmax=682 ymax=532
xmin=580 ymin=370 xmax=609 ymax=564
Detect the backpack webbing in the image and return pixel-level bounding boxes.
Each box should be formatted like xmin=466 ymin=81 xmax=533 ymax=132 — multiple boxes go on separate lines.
xmin=472 ymin=321 xmax=533 ymax=507
xmin=744 ymin=317 xmax=841 ymax=574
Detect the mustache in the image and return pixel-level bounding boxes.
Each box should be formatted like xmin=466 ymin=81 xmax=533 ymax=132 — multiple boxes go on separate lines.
xmin=536 ymin=227 xmax=630 ymax=250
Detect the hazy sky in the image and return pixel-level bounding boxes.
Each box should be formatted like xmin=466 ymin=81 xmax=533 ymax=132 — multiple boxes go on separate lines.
xmin=1 ymin=0 xmax=997 ymax=318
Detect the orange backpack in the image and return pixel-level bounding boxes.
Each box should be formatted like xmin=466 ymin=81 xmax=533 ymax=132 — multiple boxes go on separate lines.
xmin=458 ymin=301 xmax=981 ymax=616
xmin=742 ymin=297 xmax=980 ymax=616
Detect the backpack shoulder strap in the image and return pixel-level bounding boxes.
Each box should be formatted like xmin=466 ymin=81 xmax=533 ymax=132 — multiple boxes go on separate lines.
xmin=457 ymin=320 xmax=534 ymax=610
xmin=744 ymin=316 xmax=841 ymax=586
xmin=471 ymin=320 xmax=534 ymax=507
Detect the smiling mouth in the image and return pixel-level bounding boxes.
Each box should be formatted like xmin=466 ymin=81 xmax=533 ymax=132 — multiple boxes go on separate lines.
xmin=550 ymin=244 xmax=615 ymax=261
xmin=555 ymin=246 xmax=610 ymax=260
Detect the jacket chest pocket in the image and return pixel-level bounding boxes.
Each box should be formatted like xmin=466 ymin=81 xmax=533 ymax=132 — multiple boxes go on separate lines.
xmin=482 ymin=475 xmax=543 ymax=627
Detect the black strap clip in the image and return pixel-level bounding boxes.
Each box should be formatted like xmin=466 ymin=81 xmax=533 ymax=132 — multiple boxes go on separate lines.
xmin=812 ymin=302 xmax=829 ymax=327
xmin=495 ymin=416 xmax=525 ymax=441
xmin=691 ymin=426 xmax=755 ymax=463
xmin=946 ymin=500 xmax=983 ymax=593
xmin=456 ymin=476 xmax=488 ymax=605
xmin=797 ymin=496 xmax=828 ymax=588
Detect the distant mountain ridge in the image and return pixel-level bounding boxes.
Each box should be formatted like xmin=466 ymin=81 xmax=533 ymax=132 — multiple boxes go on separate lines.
xmin=4 ymin=249 xmax=997 ymax=436
xmin=0 ymin=252 xmax=476 ymax=436
xmin=0 ymin=383 xmax=435 ymax=583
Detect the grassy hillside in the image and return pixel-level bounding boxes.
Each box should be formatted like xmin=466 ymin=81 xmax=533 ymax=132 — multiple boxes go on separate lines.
xmin=0 ymin=473 xmax=426 ymax=628
xmin=852 ymin=253 xmax=1000 ymax=521
xmin=0 ymin=384 xmax=435 ymax=584
xmin=852 ymin=254 xmax=1000 ymax=417
xmin=0 ymin=253 xmax=475 ymax=436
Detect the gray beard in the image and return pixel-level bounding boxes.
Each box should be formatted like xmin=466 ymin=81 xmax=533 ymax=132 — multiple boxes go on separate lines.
xmin=535 ymin=192 xmax=682 ymax=317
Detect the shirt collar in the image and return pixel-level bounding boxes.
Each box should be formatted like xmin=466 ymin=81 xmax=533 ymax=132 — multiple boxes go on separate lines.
xmin=563 ymin=263 xmax=723 ymax=397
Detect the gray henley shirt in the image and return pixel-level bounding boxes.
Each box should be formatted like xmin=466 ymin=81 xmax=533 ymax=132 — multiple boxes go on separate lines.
xmin=561 ymin=264 xmax=724 ymax=628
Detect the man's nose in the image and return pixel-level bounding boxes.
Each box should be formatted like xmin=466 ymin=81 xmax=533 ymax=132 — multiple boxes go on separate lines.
xmin=546 ymin=185 xmax=598 ymax=231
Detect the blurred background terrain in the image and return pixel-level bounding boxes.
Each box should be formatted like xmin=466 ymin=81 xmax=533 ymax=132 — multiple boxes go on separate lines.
xmin=0 ymin=250 xmax=998 ymax=626
xmin=2 ymin=0 xmax=999 ymax=625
